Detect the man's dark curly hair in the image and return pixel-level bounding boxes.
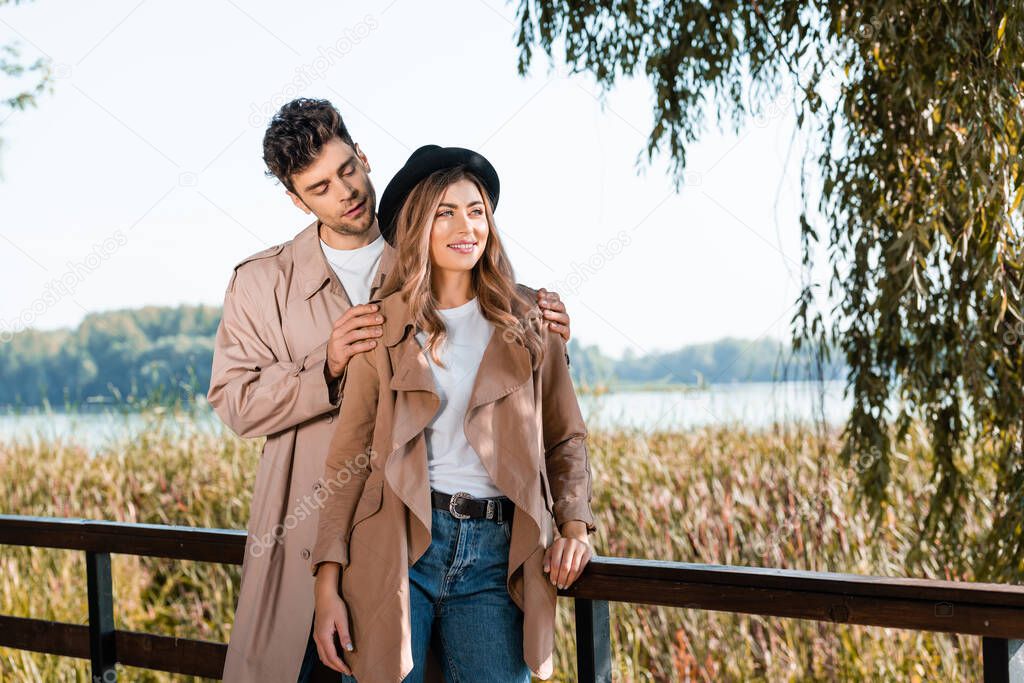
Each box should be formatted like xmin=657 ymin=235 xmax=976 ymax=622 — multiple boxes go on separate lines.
xmin=262 ymin=98 xmax=356 ymax=193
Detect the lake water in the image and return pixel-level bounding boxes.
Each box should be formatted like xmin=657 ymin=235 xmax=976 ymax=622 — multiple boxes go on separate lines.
xmin=580 ymin=380 xmax=849 ymax=430
xmin=0 ymin=381 xmax=850 ymax=453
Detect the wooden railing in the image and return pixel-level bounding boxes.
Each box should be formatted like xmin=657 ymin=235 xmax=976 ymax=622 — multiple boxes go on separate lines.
xmin=1 ymin=514 xmax=1022 ymax=681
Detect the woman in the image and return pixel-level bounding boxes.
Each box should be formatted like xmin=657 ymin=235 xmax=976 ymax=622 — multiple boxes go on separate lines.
xmin=308 ymin=144 xmax=596 ymax=682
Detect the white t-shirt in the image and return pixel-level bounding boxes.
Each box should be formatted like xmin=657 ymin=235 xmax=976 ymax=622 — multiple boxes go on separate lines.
xmin=319 ymin=233 xmax=386 ymax=305
xmin=414 ymin=297 xmax=503 ymax=498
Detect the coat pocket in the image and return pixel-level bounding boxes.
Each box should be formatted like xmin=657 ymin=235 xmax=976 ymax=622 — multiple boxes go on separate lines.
xmin=539 ymin=466 xmax=555 ymax=515
xmin=349 ymin=480 xmax=384 ymax=532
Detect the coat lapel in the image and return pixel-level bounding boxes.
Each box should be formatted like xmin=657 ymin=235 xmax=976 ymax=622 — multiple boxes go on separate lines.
xmin=293 ymin=218 xmax=398 ymax=306
xmin=463 ymin=328 xmax=534 ymax=491
xmin=369 ymin=240 xmax=397 ymax=300
xmin=379 ymin=296 xmax=438 ymax=543
xmin=466 ymin=328 xmax=534 ymax=413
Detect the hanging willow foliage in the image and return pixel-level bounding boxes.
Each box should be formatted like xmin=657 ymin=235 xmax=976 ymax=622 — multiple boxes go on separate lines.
xmin=0 ymin=0 xmax=52 ymax=175
xmin=514 ymin=1 xmax=1024 ymax=579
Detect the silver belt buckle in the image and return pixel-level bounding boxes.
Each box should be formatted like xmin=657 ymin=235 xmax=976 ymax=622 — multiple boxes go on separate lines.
xmin=448 ymin=491 xmax=472 ymax=519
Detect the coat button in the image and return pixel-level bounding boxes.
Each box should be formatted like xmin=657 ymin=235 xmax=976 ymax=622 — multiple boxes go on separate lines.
xmin=301 ymin=548 xmax=310 ymax=560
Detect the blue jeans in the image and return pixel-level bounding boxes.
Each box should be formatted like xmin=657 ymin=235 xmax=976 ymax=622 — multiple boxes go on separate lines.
xmin=300 ymin=503 xmax=530 ymax=682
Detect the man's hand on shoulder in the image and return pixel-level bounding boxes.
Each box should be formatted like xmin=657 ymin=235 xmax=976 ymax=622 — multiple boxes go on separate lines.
xmin=536 ymin=288 xmax=570 ymax=343
xmin=325 ymin=303 xmax=385 ymax=381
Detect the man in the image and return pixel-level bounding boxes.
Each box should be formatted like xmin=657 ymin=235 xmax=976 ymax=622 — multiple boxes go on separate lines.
xmin=207 ymin=98 xmax=574 ymax=682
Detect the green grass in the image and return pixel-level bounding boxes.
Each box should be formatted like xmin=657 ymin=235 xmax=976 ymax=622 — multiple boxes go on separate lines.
xmin=0 ymin=409 xmax=986 ymax=681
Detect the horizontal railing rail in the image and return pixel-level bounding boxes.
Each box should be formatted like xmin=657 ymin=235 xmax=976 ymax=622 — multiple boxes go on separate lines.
xmin=1 ymin=514 xmax=1021 ymax=681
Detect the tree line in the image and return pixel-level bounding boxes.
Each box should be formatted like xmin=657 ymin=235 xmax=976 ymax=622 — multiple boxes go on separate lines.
xmin=0 ymin=305 xmax=844 ymax=408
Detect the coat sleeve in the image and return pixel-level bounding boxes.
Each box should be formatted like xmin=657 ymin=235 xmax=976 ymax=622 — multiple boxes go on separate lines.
xmin=207 ymin=266 xmax=345 ymax=439
xmin=539 ymin=323 xmax=597 ymax=533
xmin=310 ymin=341 xmax=379 ymax=576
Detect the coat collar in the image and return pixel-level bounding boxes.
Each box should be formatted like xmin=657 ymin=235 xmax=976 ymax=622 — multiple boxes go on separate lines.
xmin=292 ymin=219 xmax=396 ymax=302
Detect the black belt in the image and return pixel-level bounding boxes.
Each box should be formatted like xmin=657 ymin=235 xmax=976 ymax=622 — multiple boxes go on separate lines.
xmin=431 ymin=489 xmax=514 ymax=522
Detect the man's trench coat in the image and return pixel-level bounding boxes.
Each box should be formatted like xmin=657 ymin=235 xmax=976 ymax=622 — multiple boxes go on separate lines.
xmin=309 ymin=286 xmax=597 ymax=682
xmin=208 ymin=219 xmax=401 ymax=682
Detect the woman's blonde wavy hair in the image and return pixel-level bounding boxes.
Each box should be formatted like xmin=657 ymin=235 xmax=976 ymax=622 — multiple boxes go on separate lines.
xmin=378 ymin=165 xmax=545 ymax=370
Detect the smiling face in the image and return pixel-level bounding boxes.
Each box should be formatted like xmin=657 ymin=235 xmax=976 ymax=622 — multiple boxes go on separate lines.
xmin=287 ymin=136 xmax=377 ymax=237
xmin=428 ymin=177 xmax=489 ymax=275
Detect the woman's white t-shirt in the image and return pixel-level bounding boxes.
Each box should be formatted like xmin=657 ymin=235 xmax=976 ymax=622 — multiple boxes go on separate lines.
xmin=414 ymin=297 xmax=503 ymax=498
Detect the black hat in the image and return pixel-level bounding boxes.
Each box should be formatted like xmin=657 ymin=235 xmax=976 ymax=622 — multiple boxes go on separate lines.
xmin=377 ymin=145 xmax=500 ymax=246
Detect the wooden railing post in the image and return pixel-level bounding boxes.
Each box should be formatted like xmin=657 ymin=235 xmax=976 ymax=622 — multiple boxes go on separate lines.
xmin=983 ymin=638 xmax=1024 ymax=683
xmin=575 ymin=598 xmax=612 ymax=683
xmin=86 ymin=550 xmax=117 ymax=682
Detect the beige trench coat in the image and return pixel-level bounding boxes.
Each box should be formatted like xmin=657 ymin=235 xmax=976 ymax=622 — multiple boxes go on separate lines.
xmin=208 ymin=219 xmax=400 ymax=682
xmin=310 ymin=286 xmax=597 ymax=682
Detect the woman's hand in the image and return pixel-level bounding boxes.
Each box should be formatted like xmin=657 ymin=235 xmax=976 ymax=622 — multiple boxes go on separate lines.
xmin=312 ymin=563 xmax=354 ymax=675
xmin=543 ymin=520 xmax=593 ymax=590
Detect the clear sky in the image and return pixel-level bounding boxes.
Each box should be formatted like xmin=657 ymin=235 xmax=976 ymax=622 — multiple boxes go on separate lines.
xmin=0 ymin=0 xmax=822 ymax=358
